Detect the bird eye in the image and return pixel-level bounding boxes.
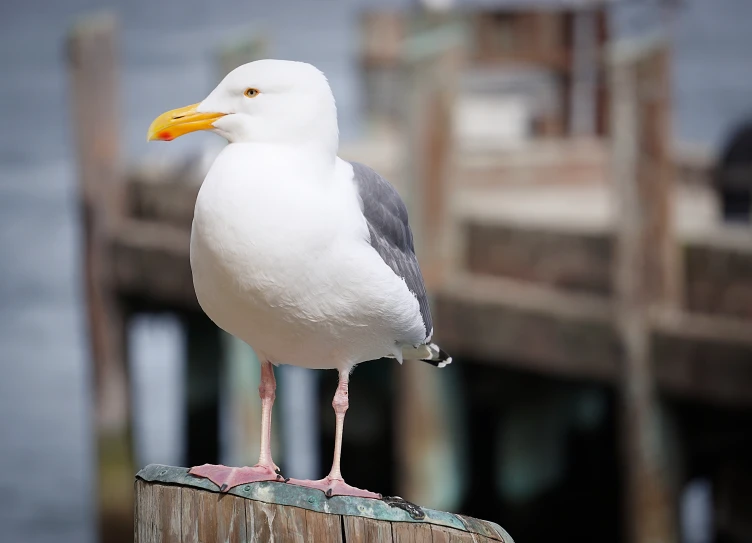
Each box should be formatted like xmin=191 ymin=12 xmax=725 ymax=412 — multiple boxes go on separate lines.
xmin=244 ymin=88 xmax=260 ymax=98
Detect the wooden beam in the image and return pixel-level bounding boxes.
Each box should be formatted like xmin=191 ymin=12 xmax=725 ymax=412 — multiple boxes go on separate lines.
xmin=436 ymin=274 xmax=618 ymax=382
xmin=134 ymin=465 xmax=513 ymax=543
xmin=67 ymin=14 xmax=132 ymax=543
xmin=594 ymin=9 xmax=610 ymax=136
xmin=464 ymin=221 xmax=613 ymax=296
xmin=110 ymin=220 xmax=194 ymax=308
xmin=127 ymin=168 xmax=201 ymax=230
xmin=462 ymin=217 xmax=752 ymax=321
xmin=435 ymin=274 xmax=752 ymax=407
xmin=610 ymin=36 xmax=676 ymax=543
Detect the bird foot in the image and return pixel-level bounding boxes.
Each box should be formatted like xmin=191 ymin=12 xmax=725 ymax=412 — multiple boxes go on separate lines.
xmin=188 ymin=463 xmax=283 ymax=492
xmin=286 ymin=476 xmax=381 ymax=499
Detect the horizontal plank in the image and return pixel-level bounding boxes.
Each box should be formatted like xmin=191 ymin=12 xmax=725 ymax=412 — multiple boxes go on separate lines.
xmin=464 ymin=221 xmax=612 ymax=296
xmin=109 ymin=220 xmax=196 ymax=309
xmin=128 ymin=176 xmax=199 ymax=230
xmin=435 ymin=274 xmax=752 ymax=406
xmin=436 ymin=274 xmax=618 ymax=382
xmin=461 ymin=218 xmax=752 ymax=321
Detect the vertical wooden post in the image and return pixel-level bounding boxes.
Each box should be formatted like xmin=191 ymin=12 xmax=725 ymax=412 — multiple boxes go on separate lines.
xmin=610 ymin=36 xmax=678 ymax=543
xmin=569 ymin=8 xmax=596 ymax=136
xmin=594 ymin=9 xmax=611 ymax=136
xmin=401 ymin=14 xmax=464 ymax=289
xmin=396 ymin=14 xmax=466 ymax=509
xmin=67 ymin=14 xmax=132 ymax=543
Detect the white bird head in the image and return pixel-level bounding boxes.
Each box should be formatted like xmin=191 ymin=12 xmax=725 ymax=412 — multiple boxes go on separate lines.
xmin=147 ymin=59 xmax=338 ymax=153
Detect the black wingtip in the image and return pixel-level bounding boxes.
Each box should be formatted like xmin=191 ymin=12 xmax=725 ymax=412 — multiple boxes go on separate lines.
xmin=420 ymin=345 xmax=452 ymax=368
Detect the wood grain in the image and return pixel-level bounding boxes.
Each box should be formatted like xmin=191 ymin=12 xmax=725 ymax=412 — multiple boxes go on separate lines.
xmin=134 ymin=481 xmax=181 ymax=543
xmin=342 ymin=515 xmax=394 ymax=542
xmin=304 ymin=509 xmax=343 ymax=542
xmin=68 ymin=15 xmax=131 ymax=543
xmin=393 ymin=522 xmax=433 ymax=543
xmin=431 ymin=525 xmax=479 ymax=543
xmin=216 ymin=493 xmax=247 ymax=543
xmin=181 ymin=486 xmax=245 ymax=543
xmin=247 ymin=500 xmax=307 ymax=542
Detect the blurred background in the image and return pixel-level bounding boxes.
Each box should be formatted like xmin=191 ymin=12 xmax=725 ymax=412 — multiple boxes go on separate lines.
xmin=2 ymin=0 xmax=752 ymax=542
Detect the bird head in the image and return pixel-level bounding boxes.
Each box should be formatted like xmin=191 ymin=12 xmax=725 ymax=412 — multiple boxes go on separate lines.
xmin=147 ymin=59 xmax=338 ymax=152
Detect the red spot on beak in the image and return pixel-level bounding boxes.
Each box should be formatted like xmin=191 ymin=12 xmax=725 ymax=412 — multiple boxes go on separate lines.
xmin=159 ymin=131 xmax=173 ymax=141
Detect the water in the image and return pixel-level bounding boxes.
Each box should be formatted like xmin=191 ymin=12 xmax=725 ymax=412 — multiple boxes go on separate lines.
xmin=1 ymin=1 xmax=751 ymax=542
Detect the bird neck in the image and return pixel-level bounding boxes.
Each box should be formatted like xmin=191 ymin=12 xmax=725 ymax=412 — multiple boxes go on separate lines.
xmin=224 ymin=140 xmax=338 ymax=178
xmin=239 ymin=121 xmax=339 ymax=160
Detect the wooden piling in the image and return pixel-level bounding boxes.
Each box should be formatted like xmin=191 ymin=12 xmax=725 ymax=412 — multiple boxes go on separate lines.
xmin=610 ymin=36 xmax=678 ymax=543
xmin=396 ymin=14 xmax=465 ymax=509
xmin=134 ymin=465 xmax=514 ymax=543
xmin=67 ymin=14 xmax=133 ymax=543
xmin=401 ymin=13 xmax=465 ymax=290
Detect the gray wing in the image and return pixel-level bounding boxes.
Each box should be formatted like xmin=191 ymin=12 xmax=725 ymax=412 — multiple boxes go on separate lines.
xmin=350 ymin=161 xmax=432 ymax=341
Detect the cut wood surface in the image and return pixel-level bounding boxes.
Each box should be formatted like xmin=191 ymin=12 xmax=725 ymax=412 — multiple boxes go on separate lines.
xmin=135 ymin=465 xmax=513 ymax=543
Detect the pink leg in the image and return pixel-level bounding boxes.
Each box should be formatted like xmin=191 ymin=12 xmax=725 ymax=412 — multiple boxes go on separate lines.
xmin=287 ymin=370 xmax=381 ymax=499
xmin=189 ymin=360 xmax=283 ymax=491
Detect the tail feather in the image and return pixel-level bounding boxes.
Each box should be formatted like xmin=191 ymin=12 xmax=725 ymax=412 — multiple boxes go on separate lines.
xmin=402 ymin=342 xmax=452 ymax=368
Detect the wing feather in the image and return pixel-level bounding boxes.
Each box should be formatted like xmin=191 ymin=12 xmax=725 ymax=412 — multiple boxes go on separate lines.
xmin=350 ymin=161 xmax=433 ymax=341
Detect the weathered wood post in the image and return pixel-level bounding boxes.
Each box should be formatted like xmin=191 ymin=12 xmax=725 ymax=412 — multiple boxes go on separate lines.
xmin=134 ymin=465 xmax=514 ymax=543
xmin=396 ymin=13 xmax=467 ymax=508
xmin=401 ymin=13 xmax=465 ymax=288
xmin=609 ymin=35 xmax=678 ymax=543
xmin=68 ymin=14 xmax=132 ymax=543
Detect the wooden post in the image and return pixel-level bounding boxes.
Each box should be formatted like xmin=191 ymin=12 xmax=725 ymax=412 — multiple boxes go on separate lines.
xmin=610 ymin=36 xmax=678 ymax=543
xmin=594 ymin=9 xmax=611 ymax=136
xmin=570 ymin=7 xmax=598 ymax=136
xmin=134 ymin=465 xmax=514 ymax=543
xmin=396 ymin=14 xmax=467 ymax=509
xmin=67 ymin=14 xmax=132 ymax=543
xmin=401 ymin=13 xmax=465 ymax=289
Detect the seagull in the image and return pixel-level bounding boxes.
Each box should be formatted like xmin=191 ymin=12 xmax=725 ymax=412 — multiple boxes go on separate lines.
xmin=147 ymin=59 xmax=451 ymax=499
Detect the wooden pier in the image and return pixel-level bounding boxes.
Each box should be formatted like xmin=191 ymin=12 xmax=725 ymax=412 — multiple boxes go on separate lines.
xmin=134 ymin=465 xmax=513 ymax=543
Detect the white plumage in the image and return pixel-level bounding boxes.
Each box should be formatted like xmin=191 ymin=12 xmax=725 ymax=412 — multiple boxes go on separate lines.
xmin=147 ymin=59 xmax=450 ymax=498
xmin=190 ymin=145 xmax=426 ymax=372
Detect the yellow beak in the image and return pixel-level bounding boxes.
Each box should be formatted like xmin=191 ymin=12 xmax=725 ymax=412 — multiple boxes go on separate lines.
xmin=147 ymin=103 xmax=226 ymax=141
